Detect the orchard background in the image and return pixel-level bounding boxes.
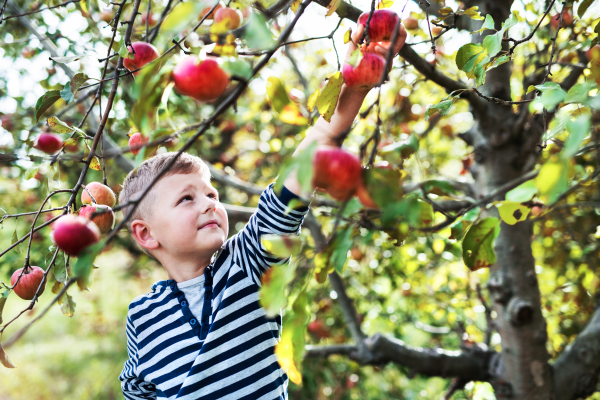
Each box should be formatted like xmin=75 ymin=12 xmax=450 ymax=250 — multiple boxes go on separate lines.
xmin=1 ymin=0 xmax=600 ymax=398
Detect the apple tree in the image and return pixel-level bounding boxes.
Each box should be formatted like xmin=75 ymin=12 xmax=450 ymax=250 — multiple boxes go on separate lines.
xmin=0 ymin=0 xmax=600 ymax=398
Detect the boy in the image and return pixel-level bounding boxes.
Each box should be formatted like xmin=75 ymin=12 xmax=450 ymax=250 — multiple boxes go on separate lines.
xmin=118 ymin=25 xmax=406 ymax=399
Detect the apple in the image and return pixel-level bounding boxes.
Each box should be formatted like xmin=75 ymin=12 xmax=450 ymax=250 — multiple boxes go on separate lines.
xmin=129 ymin=132 xmax=148 ymax=155
xmin=81 ymin=182 xmax=117 ymax=207
xmin=214 ymin=8 xmax=241 ymax=30
xmin=342 ymin=52 xmax=386 ymax=89
xmin=550 ymin=10 xmax=573 ymax=29
xmin=122 ymin=42 xmax=159 ymax=76
xmin=0 ymin=114 xmax=13 ymax=131
xmin=11 ymin=266 xmax=46 ymax=300
xmin=403 ymin=16 xmax=419 ymax=30
xmin=173 ymin=56 xmax=229 ymax=102
xmin=99 ymin=9 xmax=114 ymax=23
xmin=219 ymin=120 xmax=237 ymax=133
xmin=78 ymin=204 xmax=115 ymax=234
xmin=51 ymin=214 xmax=100 ymax=256
xmin=586 ymin=45 xmax=600 ymax=62
xmin=350 ymin=247 xmax=364 ymax=261
xmin=357 ymin=10 xmax=400 ymax=42
xmin=34 ymin=133 xmax=63 ymax=154
xmin=431 ymin=25 xmax=443 ymax=36
xmin=312 ymin=146 xmax=363 ymax=201
xmin=201 ymin=2 xmax=223 ymax=20
xmin=308 ymin=319 xmax=331 ymax=339
xmin=141 ymin=12 xmax=156 ymax=26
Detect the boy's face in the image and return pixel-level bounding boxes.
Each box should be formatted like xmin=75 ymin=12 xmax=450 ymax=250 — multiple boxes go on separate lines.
xmin=145 ymin=171 xmax=228 ymax=259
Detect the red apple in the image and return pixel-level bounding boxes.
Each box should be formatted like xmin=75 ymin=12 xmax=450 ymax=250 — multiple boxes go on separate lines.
xmin=11 ymin=266 xmax=46 ymax=300
xmin=123 ymin=42 xmax=159 ymax=76
xmin=173 ymin=56 xmax=229 ymax=102
xmin=51 ymin=214 xmax=100 ymax=256
xmin=214 ymin=8 xmax=241 ymax=30
xmin=141 ymin=12 xmax=156 ymax=26
xmin=0 ymin=114 xmax=13 ymax=131
xmin=312 ymin=146 xmax=363 ymax=201
xmin=129 ymin=132 xmax=148 ymax=155
xmin=78 ymin=204 xmax=115 ymax=234
xmin=34 ymin=133 xmax=63 ymax=154
xmin=550 ymin=10 xmax=573 ymax=29
xmin=431 ymin=25 xmax=443 ymax=36
xmin=358 ymin=10 xmax=400 ymax=42
xmin=201 ymin=2 xmax=223 ymax=20
xmin=342 ymin=52 xmax=386 ymax=89
xmin=81 ymin=182 xmax=117 ymax=207
xmin=403 ymin=16 xmax=419 ymax=30
xmin=308 ymin=319 xmax=331 ymax=339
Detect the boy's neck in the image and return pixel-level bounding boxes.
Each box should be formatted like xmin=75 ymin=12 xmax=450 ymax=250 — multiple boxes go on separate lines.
xmin=162 ymin=255 xmax=213 ymax=283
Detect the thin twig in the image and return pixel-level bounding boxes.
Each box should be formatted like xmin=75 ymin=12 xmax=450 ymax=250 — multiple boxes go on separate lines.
xmin=2 ymin=0 xmax=79 ymax=21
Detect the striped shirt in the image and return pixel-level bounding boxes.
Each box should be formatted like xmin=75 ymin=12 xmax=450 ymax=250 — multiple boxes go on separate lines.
xmin=119 ymin=183 xmax=310 ymax=400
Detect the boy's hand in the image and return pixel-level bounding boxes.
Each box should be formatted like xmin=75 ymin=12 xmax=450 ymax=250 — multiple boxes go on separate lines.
xmin=345 ymin=23 xmax=407 ymax=73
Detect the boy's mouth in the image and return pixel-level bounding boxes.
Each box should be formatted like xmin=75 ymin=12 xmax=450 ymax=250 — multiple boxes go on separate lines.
xmin=199 ymin=219 xmax=219 ymax=229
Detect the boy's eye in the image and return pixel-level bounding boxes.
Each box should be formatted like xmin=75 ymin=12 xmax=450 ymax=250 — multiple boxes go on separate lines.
xmin=179 ymin=195 xmax=192 ymax=203
xmin=208 ymin=193 xmax=217 ymax=199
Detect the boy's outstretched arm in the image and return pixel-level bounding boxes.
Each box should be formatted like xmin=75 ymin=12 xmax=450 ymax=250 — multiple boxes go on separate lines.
xmin=282 ymin=23 xmax=407 ymax=198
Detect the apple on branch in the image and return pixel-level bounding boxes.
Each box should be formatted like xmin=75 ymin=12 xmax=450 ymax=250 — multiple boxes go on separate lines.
xmin=200 ymin=2 xmax=223 ymax=20
xmin=51 ymin=214 xmax=100 ymax=256
xmin=123 ymin=42 xmax=160 ymax=76
xmin=79 ymin=204 xmax=115 ymax=234
xmin=34 ymin=132 xmax=63 ymax=154
xmin=81 ymin=182 xmax=117 ymax=207
xmin=11 ymin=266 xmax=46 ymax=300
xmin=312 ymin=146 xmax=363 ymax=201
xmin=214 ymin=8 xmax=241 ymax=30
xmin=357 ymin=9 xmax=400 ymax=42
xmin=172 ymin=55 xmax=229 ymax=102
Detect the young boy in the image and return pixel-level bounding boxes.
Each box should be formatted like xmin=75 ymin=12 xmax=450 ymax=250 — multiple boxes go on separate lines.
xmin=118 ymin=25 xmax=406 ymax=399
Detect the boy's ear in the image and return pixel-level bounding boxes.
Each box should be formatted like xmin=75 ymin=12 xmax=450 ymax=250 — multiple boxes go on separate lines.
xmin=131 ymin=219 xmax=160 ymax=251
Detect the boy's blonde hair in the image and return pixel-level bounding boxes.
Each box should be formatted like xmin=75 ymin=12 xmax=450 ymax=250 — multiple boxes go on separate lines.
xmin=119 ymin=152 xmax=211 ymax=239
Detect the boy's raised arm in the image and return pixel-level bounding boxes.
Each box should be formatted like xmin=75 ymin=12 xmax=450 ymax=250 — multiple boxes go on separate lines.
xmin=282 ymin=24 xmax=407 ymax=198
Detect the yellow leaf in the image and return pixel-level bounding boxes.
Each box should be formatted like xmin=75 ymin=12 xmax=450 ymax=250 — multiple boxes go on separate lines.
xmin=326 ymin=0 xmax=341 ymax=17
xmin=493 ymin=201 xmax=531 ymax=225
xmin=89 ymin=156 xmax=101 ymax=171
xmin=79 ymin=0 xmax=88 ymax=15
xmin=536 ymin=162 xmax=563 ymax=195
xmin=266 ymin=77 xmax=309 ymax=126
xmin=307 ymin=89 xmax=320 ymax=112
xmin=275 ymin=330 xmax=302 ymax=385
xmin=64 ymin=137 xmax=78 ymax=146
xmin=343 ymin=28 xmax=352 ymax=44
xmin=438 ymin=6 xmax=453 ymax=14
xmin=317 ymin=72 xmax=343 ymax=122
xmin=290 ymin=0 xmax=301 ymax=13
xmin=376 ymin=0 xmax=394 ymax=10
xmin=462 ymin=6 xmax=484 ymax=20
xmin=210 ymin=19 xmax=230 ymax=34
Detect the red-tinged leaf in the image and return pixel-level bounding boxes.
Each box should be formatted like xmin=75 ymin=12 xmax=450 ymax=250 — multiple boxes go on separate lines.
xmin=35 ymin=90 xmax=61 ymax=121
xmin=0 ymin=343 xmax=15 ymax=368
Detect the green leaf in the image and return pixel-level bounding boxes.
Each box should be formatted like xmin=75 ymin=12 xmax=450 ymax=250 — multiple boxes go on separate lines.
xmin=423 ymin=180 xmax=458 ymax=196
xmin=47 ymin=116 xmax=86 ymax=136
xmin=456 ymin=43 xmax=484 ymax=71
xmin=361 ymin=168 xmax=404 ymax=209
xmin=259 ymin=259 xmax=297 ymax=317
xmin=425 ymin=92 xmax=460 ymax=120
xmin=0 ymin=288 xmax=10 ymax=325
xmin=58 ymin=291 xmax=76 ymax=317
xmin=533 ymin=82 xmax=567 ymax=110
xmin=60 ymin=83 xmax=74 ymax=104
xmin=506 ymin=180 xmax=538 ymax=202
xmin=564 ymin=82 xmax=595 ymax=104
xmin=493 ymin=201 xmax=530 ymax=225
xmin=117 ymin=39 xmax=133 ymax=60
xmin=500 ymin=12 xmax=518 ymax=31
xmin=52 ymin=251 xmax=68 ymax=283
xmin=24 ymin=165 xmax=40 ymax=180
xmin=483 ymin=32 xmax=502 ymax=58
xmin=317 ymin=72 xmax=344 ymax=123
xmin=462 ymin=217 xmax=501 ymax=271
xmin=222 ymin=60 xmax=253 ymax=81
xmin=243 ymin=13 xmax=275 ymax=50
xmin=72 ymin=242 xmax=103 ymax=281
xmin=274 ymin=141 xmax=318 ymax=196
xmin=328 ymin=226 xmax=353 ymax=273
xmin=577 ymin=0 xmax=595 ymax=18
xmin=562 ymin=114 xmax=591 ymax=159
xmin=160 ymin=2 xmax=203 ymax=34
xmin=69 ymin=73 xmax=90 ymax=97
xmin=261 ymin=234 xmax=304 ymax=258
xmin=35 ymin=90 xmax=61 ymax=121
xmin=471 ymin=14 xmax=495 ymax=33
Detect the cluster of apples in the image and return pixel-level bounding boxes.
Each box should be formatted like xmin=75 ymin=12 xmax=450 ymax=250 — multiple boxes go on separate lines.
xmin=342 ymin=9 xmax=401 ymax=89
xmin=311 ymin=145 xmax=381 ymax=209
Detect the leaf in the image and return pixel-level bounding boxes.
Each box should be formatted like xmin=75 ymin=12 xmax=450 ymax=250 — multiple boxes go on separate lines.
xmin=47 ymin=116 xmax=79 ymax=134
xmin=506 ymin=180 xmax=538 ymax=202
xmin=50 ymin=54 xmax=87 ymax=63
xmin=58 ymin=291 xmax=76 ymax=317
xmin=243 ymin=13 xmax=275 ymax=49
xmin=161 ymin=3 xmax=202 ymax=33
xmin=24 ymin=165 xmax=40 ymax=180
xmin=564 ymin=82 xmax=595 ymax=104
xmin=0 ymin=343 xmax=15 ymax=369
xmin=0 ymin=288 xmax=9 ymax=325
xmin=261 ymin=234 xmax=304 ymax=258
xmin=117 ymin=39 xmax=133 ymax=60
xmin=11 ymin=224 xmax=21 ymax=254
xmin=462 ymin=217 xmax=501 ymax=271
xmin=69 ymin=73 xmax=90 ymax=97
xmin=361 ymin=168 xmax=404 ymax=209
xmin=35 ymin=90 xmax=61 ymax=121
xmin=533 ymin=82 xmax=566 ymax=110
xmin=425 ymin=92 xmax=460 ymax=120
xmin=328 ymin=226 xmax=353 ymax=273
xmin=562 ymin=114 xmax=591 ymax=159
xmin=483 ymin=32 xmax=502 ymax=58
xmin=471 ymin=14 xmax=494 ymax=33
xmin=376 ymin=0 xmax=394 ymax=9
xmin=307 ymin=89 xmax=320 ymax=112
xmin=259 ymin=260 xmax=297 ymax=317
xmin=51 ymin=251 xmax=68 ymax=283
xmin=89 ymin=156 xmax=101 ymax=171
xmin=266 ymin=77 xmax=309 ymax=126
xmin=493 ymin=201 xmax=530 ymax=225
xmin=275 ymin=327 xmax=302 ymax=385
xmin=343 ymin=28 xmax=352 ymax=44
xmin=72 ymin=242 xmax=103 ymax=282
xmin=326 ymin=0 xmax=341 ymax=16
xmin=456 ymin=43 xmax=484 ymax=71
xmin=317 ymin=72 xmax=343 ymax=123
xmin=290 ymin=0 xmax=301 ymax=12
xmin=577 ymin=0 xmax=595 ymax=18
xmin=462 ymin=6 xmax=484 ymax=20
xmin=274 ymin=141 xmax=318 ymax=197
xmin=423 ymin=180 xmax=458 ymax=196
xmin=526 ymin=85 xmax=536 ymax=94
xmin=438 ymin=6 xmax=453 ymax=15
xmin=221 ymin=60 xmax=252 ymax=81
xmin=535 ymin=159 xmax=569 ymax=203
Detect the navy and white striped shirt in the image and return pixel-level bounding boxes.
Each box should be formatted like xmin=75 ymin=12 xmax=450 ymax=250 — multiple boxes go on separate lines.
xmin=119 ymin=183 xmax=310 ymax=399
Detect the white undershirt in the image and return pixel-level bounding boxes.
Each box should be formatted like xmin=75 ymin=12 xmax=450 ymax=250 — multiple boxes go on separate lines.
xmin=177 ymin=274 xmax=205 ymax=318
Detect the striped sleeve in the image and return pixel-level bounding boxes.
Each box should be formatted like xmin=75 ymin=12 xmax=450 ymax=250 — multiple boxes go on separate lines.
xmin=228 ymin=182 xmax=310 ymax=285
xmin=119 ymin=314 xmax=157 ymax=400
